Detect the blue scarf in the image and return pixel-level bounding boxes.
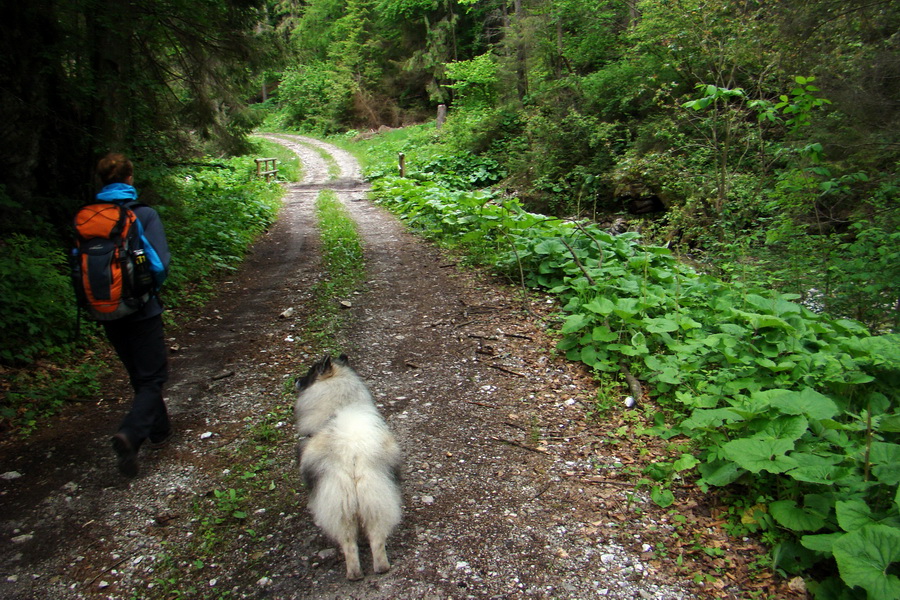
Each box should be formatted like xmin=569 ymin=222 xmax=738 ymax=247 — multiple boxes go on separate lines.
xmin=96 ymin=183 xmax=139 ymax=203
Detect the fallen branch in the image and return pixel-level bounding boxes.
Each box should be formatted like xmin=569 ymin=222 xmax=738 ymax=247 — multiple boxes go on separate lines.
xmin=502 ymin=332 xmax=533 ymax=340
xmin=466 ymin=400 xmax=496 ymax=408
xmin=489 ymin=364 xmax=527 ymax=378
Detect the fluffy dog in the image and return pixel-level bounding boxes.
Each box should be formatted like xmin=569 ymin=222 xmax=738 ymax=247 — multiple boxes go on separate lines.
xmin=294 ymin=354 xmax=402 ymax=580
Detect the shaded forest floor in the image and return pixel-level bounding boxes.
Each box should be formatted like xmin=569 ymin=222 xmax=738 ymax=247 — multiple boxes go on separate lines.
xmin=0 ymin=135 xmax=796 ymax=599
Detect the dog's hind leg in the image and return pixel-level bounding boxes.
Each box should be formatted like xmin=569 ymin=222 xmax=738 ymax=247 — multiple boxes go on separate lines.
xmin=339 ymin=534 xmax=364 ymax=580
xmin=361 ymin=495 xmax=399 ymax=574
xmin=368 ymin=532 xmax=391 ymax=574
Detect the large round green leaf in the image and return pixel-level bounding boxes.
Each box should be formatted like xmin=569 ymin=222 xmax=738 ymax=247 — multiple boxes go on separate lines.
xmin=833 ymin=524 xmax=900 ymax=599
xmin=770 ymin=499 xmax=827 ymax=532
xmin=722 ymin=437 xmax=799 ymax=474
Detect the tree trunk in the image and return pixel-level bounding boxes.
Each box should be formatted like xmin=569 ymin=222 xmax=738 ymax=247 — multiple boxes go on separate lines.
xmin=89 ymin=0 xmax=134 ymax=151
xmin=513 ymin=0 xmax=527 ymax=100
xmin=625 ymin=0 xmax=640 ymax=28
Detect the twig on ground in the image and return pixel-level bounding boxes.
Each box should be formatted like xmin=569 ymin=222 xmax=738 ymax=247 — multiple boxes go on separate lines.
xmin=490 ymin=436 xmax=546 ymax=453
xmin=88 ymin=557 xmax=129 ymax=586
xmin=466 ymin=400 xmax=496 ymax=408
xmin=489 ymin=364 xmax=527 ymax=378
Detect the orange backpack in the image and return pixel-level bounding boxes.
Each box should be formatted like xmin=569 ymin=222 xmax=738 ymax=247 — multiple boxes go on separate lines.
xmin=71 ymin=202 xmax=155 ymax=320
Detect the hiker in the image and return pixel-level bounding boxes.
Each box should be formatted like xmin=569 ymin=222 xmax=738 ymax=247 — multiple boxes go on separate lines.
xmin=86 ymin=153 xmax=172 ymax=477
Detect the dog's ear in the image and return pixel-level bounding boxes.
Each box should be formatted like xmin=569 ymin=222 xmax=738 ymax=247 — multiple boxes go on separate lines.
xmin=318 ymin=354 xmax=333 ymax=375
xmin=295 ymin=367 xmax=315 ymax=392
xmin=335 ymin=354 xmax=350 ymax=367
xmin=296 ymin=355 xmax=331 ymax=392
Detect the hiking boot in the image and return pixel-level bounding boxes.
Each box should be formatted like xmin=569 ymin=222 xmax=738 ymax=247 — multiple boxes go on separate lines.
xmin=111 ymin=433 xmax=138 ymax=477
xmin=147 ymin=429 xmax=173 ymax=450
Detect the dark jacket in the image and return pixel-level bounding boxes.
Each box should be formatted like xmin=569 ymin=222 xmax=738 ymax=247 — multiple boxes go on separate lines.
xmin=129 ymin=203 xmax=170 ymax=320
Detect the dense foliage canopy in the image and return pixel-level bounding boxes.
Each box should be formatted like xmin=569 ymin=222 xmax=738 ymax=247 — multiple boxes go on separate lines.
xmin=0 ymin=0 xmax=271 ymax=235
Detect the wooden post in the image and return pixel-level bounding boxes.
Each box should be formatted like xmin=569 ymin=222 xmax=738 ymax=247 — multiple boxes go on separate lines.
xmin=398 ymin=152 xmax=406 ymax=177
xmin=436 ymin=104 xmax=447 ymax=129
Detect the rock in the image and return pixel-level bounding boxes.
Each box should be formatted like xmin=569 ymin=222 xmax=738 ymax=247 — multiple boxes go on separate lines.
xmin=788 ymin=577 xmax=806 ymax=594
xmin=1 ymin=471 xmax=23 ymax=480
xmin=317 ymin=548 xmax=336 ymax=560
xmin=280 ymin=307 xmax=295 ymax=318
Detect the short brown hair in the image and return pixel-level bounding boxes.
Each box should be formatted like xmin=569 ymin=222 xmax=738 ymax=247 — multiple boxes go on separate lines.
xmin=96 ymin=153 xmax=134 ymax=185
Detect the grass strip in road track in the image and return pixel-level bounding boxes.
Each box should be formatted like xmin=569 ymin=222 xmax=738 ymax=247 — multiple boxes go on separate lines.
xmin=315 ymin=189 xmax=365 ymax=289
xmin=301 ymin=189 xmax=368 ymax=355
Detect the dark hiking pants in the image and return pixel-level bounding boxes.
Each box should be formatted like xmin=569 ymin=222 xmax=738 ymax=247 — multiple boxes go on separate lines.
xmin=102 ymin=314 xmax=170 ymax=449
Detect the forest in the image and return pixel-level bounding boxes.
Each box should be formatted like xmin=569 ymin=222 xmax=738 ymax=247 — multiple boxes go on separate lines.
xmin=0 ymin=0 xmax=898 ymax=597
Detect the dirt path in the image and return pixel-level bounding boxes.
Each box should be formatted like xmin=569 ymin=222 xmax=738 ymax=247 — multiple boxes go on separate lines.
xmin=0 ymin=135 xmax=743 ymax=599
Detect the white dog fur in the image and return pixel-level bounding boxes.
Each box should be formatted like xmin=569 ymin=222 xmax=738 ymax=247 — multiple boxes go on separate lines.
xmin=294 ymin=354 xmax=402 ymax=580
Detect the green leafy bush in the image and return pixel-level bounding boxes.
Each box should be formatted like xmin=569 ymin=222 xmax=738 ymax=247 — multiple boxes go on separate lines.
xmin=147 ymin=157 xmax=282 ymax=307
xmin=274 ymin=62 xmax=354 ymax=134
xmin=0 ymin=234 xmax=77 ymax=364
xmin=413 ymin=153 xmax=506 ymax=190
